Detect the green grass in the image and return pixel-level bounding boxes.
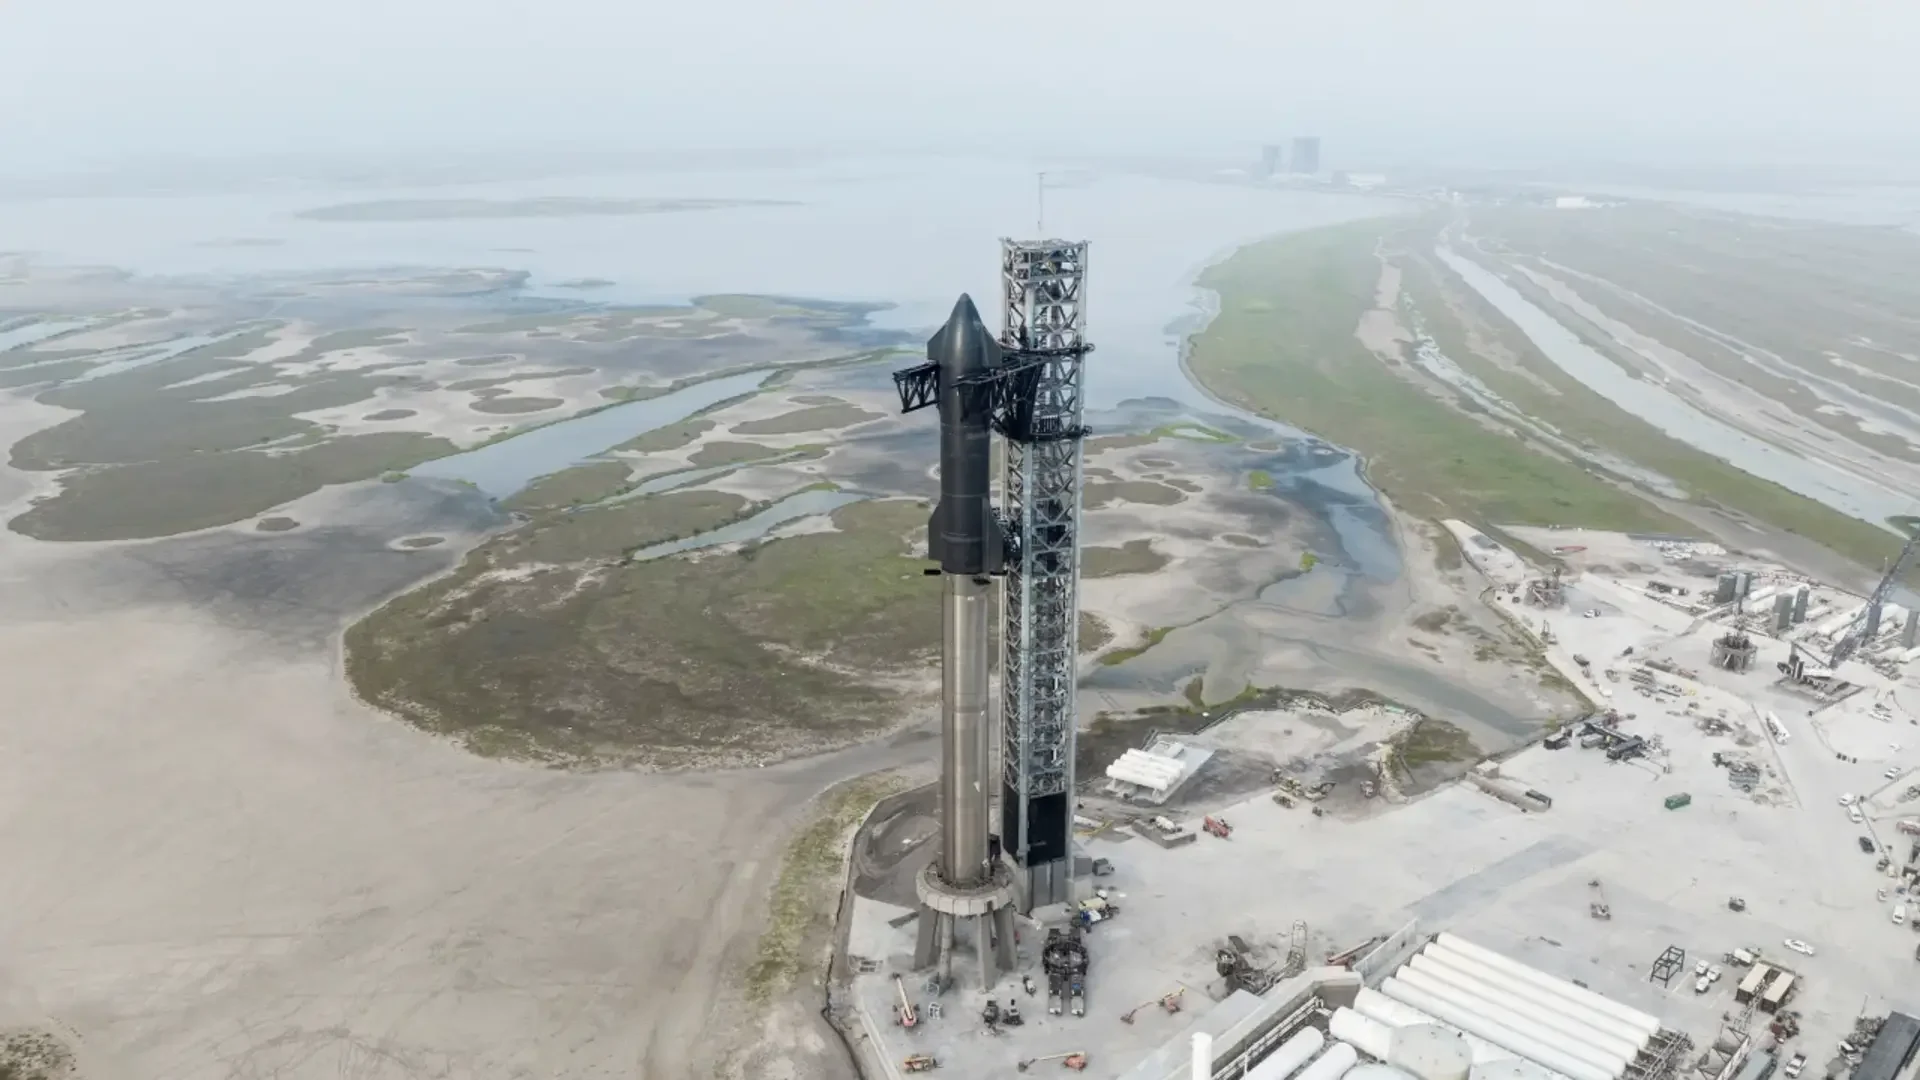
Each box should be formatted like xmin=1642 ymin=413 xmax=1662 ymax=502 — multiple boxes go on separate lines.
xmin=502 ymin=461 xmax=635 ymax=512
xmin=1400 ymin=243 xmax=1907 ymax=568
xmin=1248 ymin=469 xmax=1275 ymax=491
xmin=1187 ymin=219 xmax=1697 ymax=534
xmin=1099 ymin=625 xmax=1174 ymax=666
xmin=747 ymin=770 xmax=909 ymax=1003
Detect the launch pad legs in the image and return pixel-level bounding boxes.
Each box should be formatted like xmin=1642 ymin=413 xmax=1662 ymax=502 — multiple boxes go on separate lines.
xmin=912 ymin=860 xmax=1018 ymax=990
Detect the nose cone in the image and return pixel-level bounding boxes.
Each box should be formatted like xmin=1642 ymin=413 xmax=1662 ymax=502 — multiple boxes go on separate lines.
xmin=927 ymin=293 xmax=1000 ymax=378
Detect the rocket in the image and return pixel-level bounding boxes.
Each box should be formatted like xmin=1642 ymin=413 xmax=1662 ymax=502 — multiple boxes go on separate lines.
xmin=925 ymin=294 xmax=1001 ymax=888
xmin=926 ymin=294 xmax=1005 ymax=577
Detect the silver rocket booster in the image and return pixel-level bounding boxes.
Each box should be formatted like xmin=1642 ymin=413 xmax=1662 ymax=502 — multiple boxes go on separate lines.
xmin=926 ymin=295 xmax=1001 ymax=888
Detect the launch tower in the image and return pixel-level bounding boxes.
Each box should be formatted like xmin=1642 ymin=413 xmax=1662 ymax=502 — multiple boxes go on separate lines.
xmin=996 ymin=239 xmax=1091 ymax=908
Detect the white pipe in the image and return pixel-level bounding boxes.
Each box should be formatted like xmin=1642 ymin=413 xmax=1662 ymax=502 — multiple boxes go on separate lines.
xmin=1409 ymin=951 xmax=1645 ymax=1058
xmin=1381 ymin=978 xmax=1614 ymax=1080
xmin=1431 ymin=934 xmax=1660 ymax=1037
xmin=1248 ymin=1028 xmax=1327 ymax=1080
xmin=1393 ymin=968 xmax=1629 ymax=1077
xmin=1194 ymin=1033 xmax=1214 ymax=1080
xmin=1332 ymin=1008 xmax=1394 ymax=1060
xmin=1295 ymin=1042 xmax=1360 ymax=1080
xmin=1354 ymin=989 xmax=1517 ymax=1067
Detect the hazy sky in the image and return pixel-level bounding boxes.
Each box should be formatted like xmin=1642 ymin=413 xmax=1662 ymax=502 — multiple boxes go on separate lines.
xmin=4 ymin=0 xmax=1915 ymax=173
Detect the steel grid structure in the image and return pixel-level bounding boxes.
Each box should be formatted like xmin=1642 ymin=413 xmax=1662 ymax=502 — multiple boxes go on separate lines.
xmin=997 ymin=238 xmax=1091 ymax=908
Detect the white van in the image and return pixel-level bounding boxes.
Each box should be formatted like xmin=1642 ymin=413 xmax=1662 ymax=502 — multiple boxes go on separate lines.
xmin=1895 ymin=904 xmax=1907 ymax=925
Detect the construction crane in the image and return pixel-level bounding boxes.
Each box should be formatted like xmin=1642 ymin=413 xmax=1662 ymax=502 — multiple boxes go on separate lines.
xmin=1018 ymin=1052 xmax=1089 ymax=1072
xmin=893 ymin=974 xmax=918 ymax=1028
xmin=1828 ymin=529 xmax=1920 ymax=667
xmin=1120 ymin=987 xmax=1185 ymax=1024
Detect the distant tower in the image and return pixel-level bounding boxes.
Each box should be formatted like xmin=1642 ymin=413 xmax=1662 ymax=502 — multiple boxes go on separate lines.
xmin=1259 ymin=144 xmax=1283 ymax=178
xmin=1772 ymin=592 xmax=1794 ymax=634
xmin=1791 ymin=586 xmax=1810 ymax=624
xmin=1289 ymin=136 xmax=1321 ymax=175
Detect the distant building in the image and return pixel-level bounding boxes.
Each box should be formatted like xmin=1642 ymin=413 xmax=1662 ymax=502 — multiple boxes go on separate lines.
xmin=1259 ymin=144 xmax=1283 ymax=178
xmin=1555 ymin=195 xmax=1597 ymax=209
xmin=1289 ymin=136 xmax=1321 ymax=175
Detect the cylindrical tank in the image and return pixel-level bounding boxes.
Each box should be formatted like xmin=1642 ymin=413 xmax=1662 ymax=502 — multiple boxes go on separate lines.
xmin=1409 ymin=950 xmax=1646 ymax=1058
xmin=1194 ymin=1033 xmax=1214 ymax=1080
xmin=1354 ymin=989 xmax=1515 ymax=1066
xmin=1416 ymin=950 xmax=1649 ymax=1052
xmin=1349 ymin=1066 xmax=1420 ymax=1080
xmin=1393 ymin=968 xmax=1628 ymax=1078
xmin=1743 ymin=586 xmax=1777 ymax=611
xmin=1248 ymin=1028 xmax=1328 ymax=1080
xmin=1331 ymin=1008 xmax=1395 ymax=1061
xmin=1471 ymin=1061 xmax=1561 ymax=1080
xmin=1381 ymin=978 xmax=1613 ymax=1080
xmin=1818 ymin=606 xmax=1863 ymax=638
xmin=1430 ymin=935 xmax=1660 ymax=1039
xmin=1389 ymin=1023 xmax=1473 ymax=1080
xmin=1295 ymin=1042 xmax=1360 ymax=1080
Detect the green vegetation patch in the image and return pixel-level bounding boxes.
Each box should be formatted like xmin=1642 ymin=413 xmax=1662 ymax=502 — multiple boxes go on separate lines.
xmin=1083 ymin=480 xmax=1185 ymax=510
xmin=747 ymin=770 xmax=910 ymax=1003
xmin=502 ymin=462 xmax=635 ymax=513
xmin=617 ymin=418 xmax=715 ymax=454
xmin=1099 ymin=625 xmax=1175 ymax=666
xmin=471 ymin=395 xmax=564 ymax=415
xmin=1187 ymin=220 xmax=1691 ymax=533
xmin=1079 ymin=611 xmax=1114 ymax=653
xmin=1082 ymin=538 xmax=1170 ymax=578
xmin=345 ymin=498 xmax=941 ymax=767
xmin=11 ymin=432 xmax=455 ymax=541
xmin=690 ymin=440 xmax=781 ymax=468
xmin=364 ymin=408 xmax=418 ymax=421
xmin=1248 ymin=469 xmax=1275 ymax=491
xmin=1153 ymin=422 xmax=1237 ymax=443
xmin=733 ymin=403 xmax=882 ymax=436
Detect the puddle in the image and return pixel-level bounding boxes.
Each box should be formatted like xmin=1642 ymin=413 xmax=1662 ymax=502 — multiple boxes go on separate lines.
xmin=410 ymin=370 xmax=767 ymax=496
xmin=628 ymin=488 xmax=865 ymax=562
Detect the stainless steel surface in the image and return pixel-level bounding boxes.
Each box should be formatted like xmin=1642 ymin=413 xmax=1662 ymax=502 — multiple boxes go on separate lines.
xmin=940 ymin=573 xmax=993 ymax=886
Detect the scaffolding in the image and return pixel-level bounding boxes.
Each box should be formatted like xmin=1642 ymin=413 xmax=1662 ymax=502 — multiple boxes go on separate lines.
xmin=998 ymin=239 xmax=1092 ymax=909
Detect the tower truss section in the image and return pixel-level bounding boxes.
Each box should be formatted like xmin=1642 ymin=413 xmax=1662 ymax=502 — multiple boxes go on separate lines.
xmin=997 ymin=238 xmax=1091 ymax=909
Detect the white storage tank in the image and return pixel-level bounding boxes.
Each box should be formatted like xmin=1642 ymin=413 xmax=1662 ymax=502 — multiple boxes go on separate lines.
xmin=1389 ymin=1023 xmax=1473 ymax=1080
xmin=1381 ymin=977 xmax=1614 ymax=1080
xmin=1354 ymin=989 xmax=1515 ymax=1066
xmin=1295 ymin=1042 xmax=1361 ymax=1080
xmin=1393 ymin=967 xmax=1630 ymax=1077
xmin=1248 ymin=1027 xmax=1328 ymax=1080
xmin=1409 ymin=949 xmax=1647 ymax=1058
xmin=1431 ymin=934 xmax=1660 ymax=1038
xmin=1472 ymin=1061 xmax=1561 ymax=1080
xmin=1331 ymin=1009 xmax=1395 ymax=1061
xmin=1348 ymin=1066 xmax=1420 ymax=1080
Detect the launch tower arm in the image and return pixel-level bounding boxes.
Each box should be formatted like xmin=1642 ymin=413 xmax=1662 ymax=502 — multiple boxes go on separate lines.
xmin=1830 ymin=528 xmax=1920 ymax=666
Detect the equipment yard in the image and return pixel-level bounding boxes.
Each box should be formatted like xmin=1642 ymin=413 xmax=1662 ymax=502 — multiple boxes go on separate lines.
xmin=835 ymin=526 xmax=1920 ymax=1080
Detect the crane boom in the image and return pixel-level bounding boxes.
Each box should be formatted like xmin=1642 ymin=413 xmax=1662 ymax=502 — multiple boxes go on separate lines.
xmin=1830 ymin=529 xmax=1920 ymax=666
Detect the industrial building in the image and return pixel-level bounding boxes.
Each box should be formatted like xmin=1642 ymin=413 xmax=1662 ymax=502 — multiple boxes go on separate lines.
xmin=1856 ymin=1013 xmax=1920 ymax=1080
xmin=1260 ymin=144 xmax=1284 ymax=179
xmin=1124 ymin=932 xmax=1687 ymax=1080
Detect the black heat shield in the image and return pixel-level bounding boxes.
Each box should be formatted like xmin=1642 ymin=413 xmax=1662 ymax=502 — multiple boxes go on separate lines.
xmin=925 ymin=294 xmax=1004 ymax=576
